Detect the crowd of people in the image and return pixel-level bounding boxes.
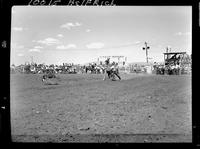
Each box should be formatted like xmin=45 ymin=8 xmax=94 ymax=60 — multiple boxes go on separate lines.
xmin=10 ymin=57 xmax=191 ymax=80
xmin=10 ymin=58 xmax=122 ymax=81
xmin=10 ymin=63 xmax=78 ymax=74
xmin=153 ymin=62 xmax=189 ymax=75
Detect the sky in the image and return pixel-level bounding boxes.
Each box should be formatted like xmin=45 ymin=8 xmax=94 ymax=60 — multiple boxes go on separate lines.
xmin=11 ymin=6 xmax=192 ymax=65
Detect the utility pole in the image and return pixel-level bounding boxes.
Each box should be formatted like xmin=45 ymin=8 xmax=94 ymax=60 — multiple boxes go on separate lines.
xmin=166 ymin=47 xmax=169 ymax=60
xmin=142 ymin=42 xmax=150 ymax=63
xmin=166 ymin=46 xmax=172 ymax=60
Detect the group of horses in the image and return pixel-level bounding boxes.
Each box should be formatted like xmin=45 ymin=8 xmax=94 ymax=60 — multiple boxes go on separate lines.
xmin=79 ymin=63 xmax=121 ymax=81
xmin=82 ymin=64 xmax=105 ymax=74
xmin=42 ymin=63 xmax=121 ymax=83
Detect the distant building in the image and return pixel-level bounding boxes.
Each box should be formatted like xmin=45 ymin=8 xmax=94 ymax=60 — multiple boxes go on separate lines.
xmin=97 ymin=56 xmax=127 ymax=66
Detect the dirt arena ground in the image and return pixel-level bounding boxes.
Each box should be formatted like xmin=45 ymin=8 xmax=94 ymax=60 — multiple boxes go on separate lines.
xmin=10 ymin=73 xmax=192 ymax=142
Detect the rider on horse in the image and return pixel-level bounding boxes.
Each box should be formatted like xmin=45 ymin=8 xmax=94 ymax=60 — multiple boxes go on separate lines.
xmin=110 ymin=62 xmax=121 ymax=80
xmin=103 ymin=58 xmax=121 ymax=81
xmin=103 ymin=58 xmax=111 ymax=80
xmin=42 ymin=68 xmax=56 ymax=82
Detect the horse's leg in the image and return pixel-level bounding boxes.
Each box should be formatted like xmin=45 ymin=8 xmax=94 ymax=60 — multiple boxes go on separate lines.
xmin=107 ymin=70 xmax=111 ymax=79
xmin=114 ymin=71 xmax=121 ymax=80
xmin=42 ymin=75 xmax=46 ymax=82
xmin=103 ymin=70 xmax=107 ymax=80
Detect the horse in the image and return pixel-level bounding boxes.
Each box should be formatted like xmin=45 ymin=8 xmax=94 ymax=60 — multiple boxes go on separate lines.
xmin=42 ymin=69 xmax=56 ymax=82
xmin=24 ymin=64 xmax=31 ymax=74
xmin=85 ymin=65 xmax=95 ymax=74
xmin=102 ymin=64 xmax=115 ymax=80
xmin=102 ymin=63 xmax=121 ymax=81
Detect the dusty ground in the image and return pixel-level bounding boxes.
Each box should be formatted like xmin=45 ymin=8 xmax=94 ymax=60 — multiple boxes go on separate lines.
xmin=10 ymin=73 xmax=192 ymax=142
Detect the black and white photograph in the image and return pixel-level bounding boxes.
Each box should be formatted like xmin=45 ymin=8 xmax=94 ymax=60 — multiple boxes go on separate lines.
xmin=10 ymin=6 xmax=192 ymax=142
